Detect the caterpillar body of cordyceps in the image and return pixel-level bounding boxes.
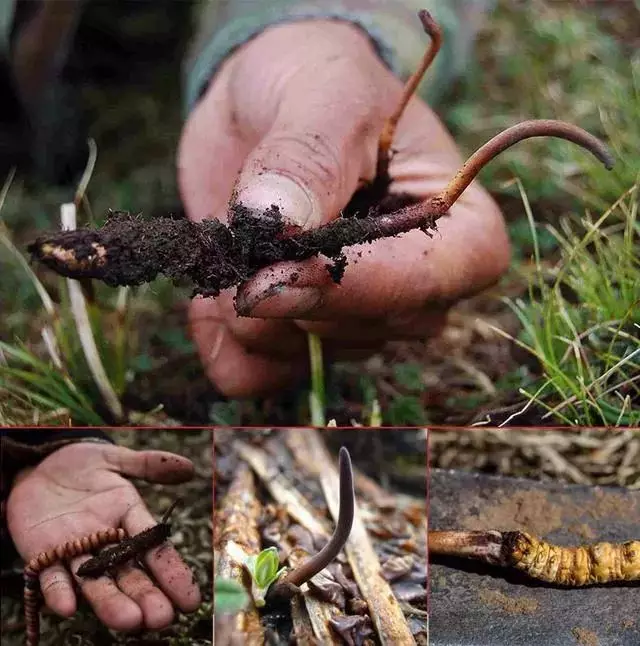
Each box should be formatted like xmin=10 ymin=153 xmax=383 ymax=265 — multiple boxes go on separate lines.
xmin=76 ymin=499 xmax=178 ymax=578
xmin=23 ymin=528 xmax=126 ymax=646
xmin=75 ymin=522 xmax=171 ymax=577
xmin=505 ymin=531 xmax=640 ymax=586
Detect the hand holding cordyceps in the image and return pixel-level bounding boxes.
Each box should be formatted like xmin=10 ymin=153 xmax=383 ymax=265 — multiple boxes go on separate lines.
xmin=178 ymin=20 xmax=510 ymax=398
xmin=7 ymin=443 xmax=201 ymax=631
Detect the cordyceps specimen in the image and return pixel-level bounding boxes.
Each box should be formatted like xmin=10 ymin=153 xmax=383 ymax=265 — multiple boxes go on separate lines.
xmin=265 ymin=446 xmax=355 ymax=603
xmin=27 ymin=11 xmax=614 ymax=299
xmin=22 ymin=500 xmax=179 ymax=646
xmin=428 ymin=530 xmax=640 ymax=587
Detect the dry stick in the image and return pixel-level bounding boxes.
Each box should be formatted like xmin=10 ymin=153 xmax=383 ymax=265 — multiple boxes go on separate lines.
xmin=233 ymin=440 xmax=329 ymax=537
xmin=376 ymin=10 xmax=442 ymax=183
xmin=214 ymin=462 xmax=264 ymax=646
xmin=268 ymin=447 xmax=355 ymax=597
xmin=428 ymin=530 xmax=640 ymax=586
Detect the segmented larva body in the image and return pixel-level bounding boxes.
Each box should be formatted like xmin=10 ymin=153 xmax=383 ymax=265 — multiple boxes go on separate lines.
xmin=23 ymin=527 xmax=126 ymax=646
xmin=76 ymin=523 xmax=170 ymax=578
xmin=507 ymin=531 xmax=640 ymax=586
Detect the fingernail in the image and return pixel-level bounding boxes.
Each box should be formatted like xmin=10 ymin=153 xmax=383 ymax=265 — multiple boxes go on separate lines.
xmin=237 ymin=172 xmax=321 ymax=228
xmin=239 ymin=285 xmax=323 ymax=318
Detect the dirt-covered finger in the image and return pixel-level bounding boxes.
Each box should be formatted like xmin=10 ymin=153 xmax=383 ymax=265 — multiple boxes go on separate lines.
xmin=189 ymin=297 xmax=304 ymax=397
xmin=229 ymin=20 xmax=398 ymax=228
xmin=112 ymin=562 xmax=175 ymax=630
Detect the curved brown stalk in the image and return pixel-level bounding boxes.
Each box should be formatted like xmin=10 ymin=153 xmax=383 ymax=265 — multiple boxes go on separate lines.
xmin=429 ymin=530 xmax=640 ymax=586
xmin=376 ymin=10 xmax=443 ymax=182
xmin=292 ymin=119 xmax=614 ymax=246
xmin=268 ymin=447 xmax=355 ymax=600
xmin=428 ymin=119 xmax=615 ymax=214
xmin=28 ymin=120 xmax=614 ymax=296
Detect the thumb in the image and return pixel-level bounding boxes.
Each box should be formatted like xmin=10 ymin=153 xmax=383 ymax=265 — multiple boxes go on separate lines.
xmin=102 ymin=446 xmax=195 ymax=485
xmin=230 ymin=21 xmax=392 ymax=229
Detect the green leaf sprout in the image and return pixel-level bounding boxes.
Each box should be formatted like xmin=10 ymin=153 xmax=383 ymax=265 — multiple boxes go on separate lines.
xmin=244 ymin=547 xmax=286 ymax=607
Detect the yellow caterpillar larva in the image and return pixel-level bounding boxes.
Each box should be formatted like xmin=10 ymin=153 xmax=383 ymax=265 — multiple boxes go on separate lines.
xmin=507 ymin=532 xmax=640 ymax=586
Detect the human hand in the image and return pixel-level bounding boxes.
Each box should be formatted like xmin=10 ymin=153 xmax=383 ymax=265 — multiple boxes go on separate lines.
xmin=7 ymin=441 xmax=201 ymax=632
xmin=178 ymin=20 xmax=510 ymax=398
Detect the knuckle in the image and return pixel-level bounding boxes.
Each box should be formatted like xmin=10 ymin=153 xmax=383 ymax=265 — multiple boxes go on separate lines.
xmin=260 ymin=129 xmax=344 ymax=190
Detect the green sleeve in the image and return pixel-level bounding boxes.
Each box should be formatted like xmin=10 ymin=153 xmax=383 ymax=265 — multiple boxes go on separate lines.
xmin=0 ymin=0 xmax=15 ymax=54
xmin=184 ymin=0 xmax=496 ymax=115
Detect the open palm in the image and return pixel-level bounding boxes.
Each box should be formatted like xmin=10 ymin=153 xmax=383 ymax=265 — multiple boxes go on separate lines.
xmin=7 ymin=441 xmax=201 ymax=632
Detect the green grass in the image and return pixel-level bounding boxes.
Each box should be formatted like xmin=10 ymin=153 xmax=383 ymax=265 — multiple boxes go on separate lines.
xmin=446 ymin=2 xmax=640 ymax=209
xmin=495 ymin=182 xmax=639 ymax=425
xmin=0 ymin=190 xmax=134 ymax=425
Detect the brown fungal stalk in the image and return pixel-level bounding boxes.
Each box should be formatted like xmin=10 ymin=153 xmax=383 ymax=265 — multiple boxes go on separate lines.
xmin=429 ymin=530 xmax=640 ymax=587
xmin=375 ymin=9 xmax=442 ymax=186
xmin=267 ymin=446 xmax=355 ymax=601
xmin=26 ymin=10 xmax=615 ymax=299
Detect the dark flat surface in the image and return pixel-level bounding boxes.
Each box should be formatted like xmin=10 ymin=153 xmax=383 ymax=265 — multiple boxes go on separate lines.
xmin=429 ymin=469 xmax=640 ymax=646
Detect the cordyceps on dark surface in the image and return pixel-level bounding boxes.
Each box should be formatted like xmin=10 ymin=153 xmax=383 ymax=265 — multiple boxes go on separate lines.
xmin=27 ymin=11 xmax=615 ymax=301
xmin=428 ymin=530 xmax=640 ymax=586
xmin=428 ymin=469 xmax=640 ymax=646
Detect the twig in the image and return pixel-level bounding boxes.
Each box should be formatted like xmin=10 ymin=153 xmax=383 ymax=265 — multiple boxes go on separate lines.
xmin=233 ymin=440 xmax=329 ymax=536
xmin=214 ymin=463 xmax=264 ymax=646
xmin=429 ymin=530 xmax=640 ymax=586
